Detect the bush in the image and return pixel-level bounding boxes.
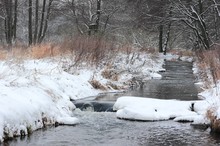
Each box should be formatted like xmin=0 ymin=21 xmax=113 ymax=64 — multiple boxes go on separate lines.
xmin=196 ymin=48 xmax=220 ymax=87
xmin=89 ymin=79 xmax=107 ymax=90
xmin=61 ymin=35 xmax=117 ymax=67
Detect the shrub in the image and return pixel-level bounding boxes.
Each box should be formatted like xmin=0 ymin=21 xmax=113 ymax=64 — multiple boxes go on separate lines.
xmin=101 ymin=69 xmax=118 ymax=81
xmin=196 ymin=48 xmax=220 ymax=87
xmin=89 ymin=79 xmax=107 ymax=90
xmin=60 ymin=35 xmax=117 ymax=67
xmin=207 ymin=108 xmax=220 ymax=133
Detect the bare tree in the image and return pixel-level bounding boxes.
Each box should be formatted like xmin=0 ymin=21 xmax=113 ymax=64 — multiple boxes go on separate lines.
xmin=33 ymin=0 xmax=39 ymax=44
xmin=13 ymin=0 xmax=17 ymax=40
xmin=28 ymin=0 xmax=54 ymax=45
xmin=28 ymin=0 xmax=32 ymax=45
xmin=171 ymin=0 xmax=220 ymax=50
xmin=39 ymin=0 xmax=53 ymax=43
xmin=128 ymin=0 xmax=172 ymax=52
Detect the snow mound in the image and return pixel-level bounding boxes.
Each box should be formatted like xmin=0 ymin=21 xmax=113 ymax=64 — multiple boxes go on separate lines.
xmin=0 ymin=59 xmax=87 ymax=141
xmin=150 ymin=72 xmax=162 ymax=79
xmin=56 ymin=117 xmax=79 ymax=125
xmin=113 ymin=96 xmax=210 ymax=122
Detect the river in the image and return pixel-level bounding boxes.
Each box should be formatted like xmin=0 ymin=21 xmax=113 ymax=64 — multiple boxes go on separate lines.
xmin=4 ymin=60 xmax=220 ymax=146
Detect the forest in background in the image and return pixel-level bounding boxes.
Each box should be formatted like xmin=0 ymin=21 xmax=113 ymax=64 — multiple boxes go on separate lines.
xmin=0 ymin=0 xmax=219 ymax=53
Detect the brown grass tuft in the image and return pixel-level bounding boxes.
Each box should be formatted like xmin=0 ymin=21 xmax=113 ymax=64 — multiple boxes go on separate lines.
xmin=30 ymin=43 xmax=62 ymax=59
xmin=60 ymin=36 xmax=118 ymax=67
xmin=169 ymin=49 xmax=194 ymax=57
xmin=207 ymin=108 xmax=220 ymax=133
xmin=106 ymin=82 xmax=122 ymax=90
xmin=140 ymin=47 xmax=156 ymax=53
xmin=0 ymin=42 xmax=67 ymax=60
xmin=0 ymin=35 xmax=157 ymax=65
xmin=0 ymin=49 xmax=8 ymax=60
xmin=89 ymin=80 xmax=107 ymax=90
xmin=101 ymin=69 xmax=119 ymax=81
xmin=196 ymin=48 xmax=220 ymax=87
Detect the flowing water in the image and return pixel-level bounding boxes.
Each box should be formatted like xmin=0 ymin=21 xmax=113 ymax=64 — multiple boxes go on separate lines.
xmin=4 ymin=60 xmax=220 ymax=146
xmin=4 ymin=111 xmax=220 ymax=146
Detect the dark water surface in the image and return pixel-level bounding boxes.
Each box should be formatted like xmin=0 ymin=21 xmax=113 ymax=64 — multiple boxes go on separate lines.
xmin=4 ymin=61 xmax=220 ymax=146
xmin=4 ymin=111 xmax=220 ymax=146
xmin=95 ymin=60 xmax=198 ymax=101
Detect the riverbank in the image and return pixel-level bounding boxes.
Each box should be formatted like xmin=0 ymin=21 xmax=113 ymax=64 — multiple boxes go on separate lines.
xmin=112 ymin=59 xmax=211 ymax=124
xmin=193 ymin=50 xmax=220 ymax=132
xmin=111 ymin=53 xmax=220 ymax=127
xmin=0 ymin=51 xmax=168 ymax=142
xmin=1 ymin=48 xmax=219 ymax=142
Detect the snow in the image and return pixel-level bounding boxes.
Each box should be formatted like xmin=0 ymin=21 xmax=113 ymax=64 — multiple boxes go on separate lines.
xmin=0 ymin=58 xmax=99 ymax=141
xmin=113 ymin=96 xmax=212 ymax=123
xmin=0 ymin=52 xmax=168 ymax=142
xmin=193 ymin=54 xmax=220 ymax=123
xmin=150 ymin=72 xmax=162 ymax=79
xmin=180 ymin=56 xmax=194 ymax=62
xmin=56 ymin=117 xmax=79 ymax=125
xmin=0 ymin=50 xmax=217 ymax=142
xmin=111 ymin=55 xmax=220 ymax=124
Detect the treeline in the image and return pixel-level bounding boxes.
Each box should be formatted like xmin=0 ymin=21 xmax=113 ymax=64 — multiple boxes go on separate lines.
xmin=0 ymin=0 xmax=219 ymax=52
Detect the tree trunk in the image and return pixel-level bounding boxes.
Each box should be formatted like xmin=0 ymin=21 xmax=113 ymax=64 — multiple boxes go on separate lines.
xmin=163 ymin=7 xmax=172 ymax=55
xmin=96 ymin=0 xmax=101 ymax=32
xmin=13 ymin=0 xmax=18 ymax=41
xmin=71 ymin=1 xmax=83 ymax=35
xmin=4 ymin=0 xmax=9 ymax=44
xmin=8 ymin=0 xmax=13 ymax=45
xmin=28 ymin=0 xmax=33 ymax=45
xmin=39 ymin=0 xmax=53 ymax=43
xmin=38 ymin=0 xmax=46 ymax=42
xmin=33 ymin=0 xmax=39 ymax=44
xmin=197 ymin=0 xmax=210 ymax=49
xmin=4 ymin=0 xmax=13 ymax=45
xmin=159 ymin=25 xmax=163 ymax=53
xmin=163 ymin=22 xmax=171 ymax=55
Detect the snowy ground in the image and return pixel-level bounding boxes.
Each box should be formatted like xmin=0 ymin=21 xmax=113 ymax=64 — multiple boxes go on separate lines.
xmin=0 ymin=52 xmax=167 ymax=142
xmin=1 ymin=50 xmax=218 ymax=142
xmin=113 ymin=96 xmax=210 ymax=124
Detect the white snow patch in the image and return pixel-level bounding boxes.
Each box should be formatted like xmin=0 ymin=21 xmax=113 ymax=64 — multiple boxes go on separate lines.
xmin=150 ymin=72 xmax=162 ymax=79
xmin=56 ymin=117 xmax=79 ymax=125
xmin=113 ymin=96 xmax=211 ymax=122
xmin=192 ymin=115 xmax=210 ymax=125
xmin=180 ymin=56 xmax=193 ymax=62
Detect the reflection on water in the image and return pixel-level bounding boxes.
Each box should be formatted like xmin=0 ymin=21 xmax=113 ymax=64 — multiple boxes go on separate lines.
xmin=96 ymin=60 xmax=198 ymax=101
xmin=5 ymin=111 xmax=220 ymax=146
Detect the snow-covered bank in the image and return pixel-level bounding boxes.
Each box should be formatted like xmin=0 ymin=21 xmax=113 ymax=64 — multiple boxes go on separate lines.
xmin=0 ymin=59 xmax=86 ymax=141
xmin=112 ymin=55 xmax=215 ymax=124
xmin=0 ymin=52 xmax=166 ymax=142
xmin=192 ymin=52 xmax=220 ymax=132
xmin=113 ymin=96 xmax=211 ymax=124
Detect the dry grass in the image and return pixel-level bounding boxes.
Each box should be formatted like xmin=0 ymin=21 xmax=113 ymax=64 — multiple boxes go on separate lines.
xmin=0 ymin=49 xmax=8 ymax=60
xmin=0 ymin=35 xmax=156 ymax=68
xmin=60 ymin=36 xmax=117 ymax=67
xmin=207 ymin=108 xmax=220 ymax=133
xmin=0 ymin=43 xmax=66 ymax=60
xmin=140 ymin=47 xmax=156 ymax=54
xmin=30 ymin=43 xmax=63 ymax=59
xmin=101 ymin=69 xmax=119 ymax=81
xmin=120 ymin=45 xmax=133 ymax=55
xmin=89 ymin=80 xmax=107 ymax=90
xmin=196 ymin=48 xmax=220 ymax=87
xmin=0 ymin=43 xmax=29 ymax=60
xmin=169 ymin=49 xmax=194 ymax=57
xmin=106 ymin=82 xmax=124 ymax=90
